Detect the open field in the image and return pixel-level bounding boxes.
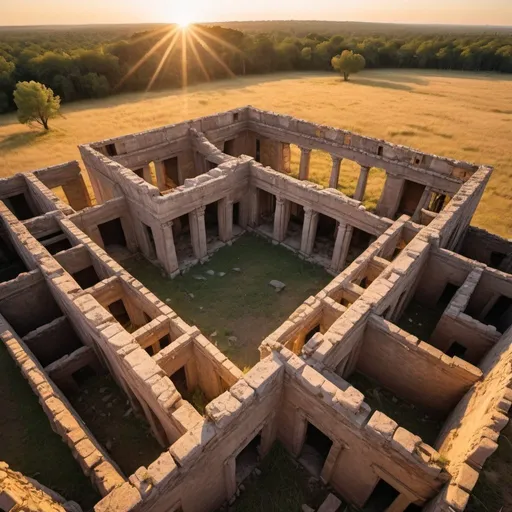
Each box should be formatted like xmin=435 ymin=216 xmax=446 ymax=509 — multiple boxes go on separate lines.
xmin=123 ymin=234 xmax=331 ymax=369
xmin=0 ymin=69 xmax=511 ymax=236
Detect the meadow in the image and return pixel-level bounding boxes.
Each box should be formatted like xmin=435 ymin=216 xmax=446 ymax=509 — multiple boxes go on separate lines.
xmin=0 ymin=69 xmax=511 ymax=236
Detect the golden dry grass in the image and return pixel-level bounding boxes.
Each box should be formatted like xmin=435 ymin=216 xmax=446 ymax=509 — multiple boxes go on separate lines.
xmin=0 ymin=69 xmax=511 ymax=236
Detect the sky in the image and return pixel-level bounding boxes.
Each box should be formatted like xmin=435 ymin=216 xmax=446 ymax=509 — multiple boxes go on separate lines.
xmin=2 ymin=0 xmax=512 ymax=27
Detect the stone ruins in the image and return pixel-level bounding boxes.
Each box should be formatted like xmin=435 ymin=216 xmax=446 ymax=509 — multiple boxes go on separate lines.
xmin=0 ymin=106 xmax=511 ymax=512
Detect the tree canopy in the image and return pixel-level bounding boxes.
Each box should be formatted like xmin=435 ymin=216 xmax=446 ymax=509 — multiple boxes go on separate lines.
xmin=331 ymin=50 xmax=366 ymax=80
xmin=0 ymin=23 xmax=511 ymax=113
xmin=13 ymin=80 xmax=61 ymax=130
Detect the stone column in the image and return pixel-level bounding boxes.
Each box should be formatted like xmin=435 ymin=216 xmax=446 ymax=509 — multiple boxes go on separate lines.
xmin=218 ymin=198 xmax=233 ymax=242
xmin=62 ymin=176 xmax=92 ymax=211
xmin=154 ymin=161 xmax=167 ymax=191
xmin=385 ymin=494 xmax=414 ymax=512
xmin=142 ymin=164 xmax=153 ymax=185
xmin=282 ymin=143 xmax=291 ymax=173
xmin=320 ymin=442 xmax=343 ymax=484
xmin=376 ymin=175 xmax=405 ymax=219
xmin=331 ymin=221 xmax=353 ymax=272
xmin=299 ymin=147 xmax=312 ymax=180
xmin=189 ymin=206 xmax=207 ymax=260
xmin=300 ymin=207 xmax=319 ymax=256
xmin=354 ymin=165 xmax=370 ymax=201
xmin=412 ymin=187 xmax=433 ymax=222
xmin=273 ymin=196 xmax=289 ymax=242
xmin=223 ymin=458 xmax=237 ymax=500
xmin=246 ymin=187 xmax=259 ymax=227
xmin=161 ymin=221 xmax=179 ymax=276
xmin=329 ymin=156 xmax=342 ymax=189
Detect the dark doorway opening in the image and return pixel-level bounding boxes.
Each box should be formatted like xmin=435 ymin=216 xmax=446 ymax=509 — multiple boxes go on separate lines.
xmin=299 ymin=422 xmax=333 ymax=477
xmin=159 ymin=334 xmax=171 ymax=349
xmin=170 ymin=366 xmax=188 ymax=396
xmin=73 ymin=266 xmax=101 ymax=289
xmin=255 ymin=139 xmax=261 ymax=162
xmin=490 ymin=251 xmax=506 ymax=269
xmin=164 ymin=157 xmax=179 ymax=187
xmin=305 ymin=325 xmax=320 ymax=343
xmin=143 ymin=223 xmax=157 ymax=260
xmin=398 ymin=180 xmax=426 ymax=217
xmin=98 ymin=218 xmax=127 ymax=248
xmin=206 ymin=160 xmax=217 ymax=171
xmin=72 ymin=365 xmax=97 ymax=387
xmin=0 ymin=231 xmax=27 ymax=283
xmin=233 ymin=202 xmax=240 ymax=227
xmin=224 ymin=139 xmax=236 ymax=156
xmin=438 ymin=283 xmax=459 ymax=307
xmin=4 ymin=193 xmax=36 ymax=221
xmin=348 ymin=228 xmax=373 ymax=264
xmin=364 ymin=479 xmax=400 ymax=511
xmin=484 ymin=295 xmax=512 ymax=333
xmin=446 ymin=341 xmax=467 ymax=359
xmin=236 ymin=433 xmax=262 ymax=484
xmin=132 ymin=168 xmax=144 ymax=179
xmin=108 ymin=300 xmax=131 ymax=328
xmin=105 ymin=143 xmax=117 ymax=157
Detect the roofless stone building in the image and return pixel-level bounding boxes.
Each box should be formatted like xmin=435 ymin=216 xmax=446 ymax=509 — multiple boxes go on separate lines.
xmin=0 ymin=106 xmax=511 ymax=512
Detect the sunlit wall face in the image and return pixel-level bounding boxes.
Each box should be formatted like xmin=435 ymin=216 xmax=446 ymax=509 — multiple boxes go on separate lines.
xmin=2 ymin=0 xmax=512 ymax=26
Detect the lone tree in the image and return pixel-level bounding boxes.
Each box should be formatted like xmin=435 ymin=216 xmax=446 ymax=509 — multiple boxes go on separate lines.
xmin=13 ymin=81 xmax=61 ymax=130
xmin=331 ymin=50 xmax=366 ymax=81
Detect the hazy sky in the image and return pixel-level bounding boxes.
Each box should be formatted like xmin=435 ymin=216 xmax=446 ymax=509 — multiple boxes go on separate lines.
xmin=2 ymin=0 xmax=512 ymax=26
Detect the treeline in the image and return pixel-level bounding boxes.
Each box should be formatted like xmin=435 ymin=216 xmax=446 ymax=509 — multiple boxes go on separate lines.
xmin=1 ymin=24 xmax=512 ymax=113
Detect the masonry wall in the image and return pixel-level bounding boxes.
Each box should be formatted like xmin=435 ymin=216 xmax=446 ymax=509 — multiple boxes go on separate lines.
xmin=355 ymin=318 xmax=482 ymax=416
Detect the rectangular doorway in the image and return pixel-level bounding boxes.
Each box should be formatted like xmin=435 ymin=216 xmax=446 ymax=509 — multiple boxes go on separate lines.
xmin=299 ymin=422 xmax=333 ymax=477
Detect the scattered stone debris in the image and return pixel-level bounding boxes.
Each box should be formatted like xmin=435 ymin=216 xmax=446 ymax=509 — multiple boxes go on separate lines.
xmin=232 ymin=267 xmax=241 ymax=272
xmin=188 ymin=293 xmax=195 ymax=299
xmin=218 ymin=272 xmax=226 ymax=277
xmin=206 ymin=270 xmax=215 ymax=276
xmin=194 ymin=275 xmax=207 ymax=281
xmin=210 ymin=331 xmax=218 ymax=337
xmin=269 ymin=280 xmax=286 ymax=292
xmin=123 ymin=408 xmax=133 ymax=418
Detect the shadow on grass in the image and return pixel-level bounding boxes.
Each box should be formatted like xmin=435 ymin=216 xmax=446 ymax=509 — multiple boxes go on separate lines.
xmin=0 ymin=129 xmax=50 ymax=153
xmin=350 ymin=78 xmax=415 ymax=91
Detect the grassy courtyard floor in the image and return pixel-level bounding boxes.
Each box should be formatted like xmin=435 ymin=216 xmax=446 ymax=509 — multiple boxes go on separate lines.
xmin=123 ymin=233 xmax=331 ymax=368
xmin=0 ymin=342 xmax=100 ymax=509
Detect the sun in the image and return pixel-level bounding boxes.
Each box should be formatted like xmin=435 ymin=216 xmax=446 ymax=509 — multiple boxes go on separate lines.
xmin=178 ymin=19 xmax=191 ymax=29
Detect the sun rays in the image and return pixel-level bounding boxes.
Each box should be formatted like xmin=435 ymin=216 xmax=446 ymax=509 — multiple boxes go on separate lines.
xmin=117 ymin=23 xmax=242 ymax=95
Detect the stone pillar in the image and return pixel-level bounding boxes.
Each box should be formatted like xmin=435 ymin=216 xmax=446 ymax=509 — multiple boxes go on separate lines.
xmin=142 ymin=164 xmax=153 ymax=185
xmin=299 ymin=147 xmax=312 ymax=180
xmin=160 ymin=221 xmax=179 ymax=276
xmin=189 ymin=206 xmax=207 ymax=260
xmin=247 ymin=187 xmax=259 ymax=227
xmin=329 ymin=156 xmax=342 ymax=189
xmin=62 ymin=176 xmax=92 ymax=211
xmin=88 ymin=172 xmax=107 ymax=205
xmin=412 ymin=187 xmax=433 ymax=222
xmin=300 ymin=207 xmax=319 ymax=256
xmin=354 ymin=165 xmax=370 ymax=201
xmin=259 ymin=413 xmax=277 ymax=458
xmin=282 ymin=143 xmax=291 ymax=173
xmin=223 ymin=458 xmax=237 ymax=500
xmin=154 ymin=161 xmax=167 ymax=191
xmin=218 ymin=198 xmax=233 ymax=242
xmin=273 ymin=196 xmax=289 ymax=242
xmin=376 ymin=175 xmax=405 ymax=219
xmin=331 ymin=221 xmax=353 ymax=272
xmin=320 ymin=442 xmax=343 ymax=484
xmin=385 ymin=494 xmax=414 ymax=512
xmin=292 ymin=410 xmax=308 ymax=457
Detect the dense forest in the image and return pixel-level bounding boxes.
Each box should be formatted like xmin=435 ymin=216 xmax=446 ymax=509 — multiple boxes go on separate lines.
xmin=1 ymin=21 xmax=512 ymax=113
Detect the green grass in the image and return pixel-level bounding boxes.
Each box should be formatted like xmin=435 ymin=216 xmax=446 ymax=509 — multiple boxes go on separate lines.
xmin=123 ymin=233 xmax=331 ymax=368
xmin=228 ymin=442 xmax=331 ymax=512
xmin=0 ymin=342 xmax=100 ymax=509
xmin=67 ymin=374 xmax=163 ymax=477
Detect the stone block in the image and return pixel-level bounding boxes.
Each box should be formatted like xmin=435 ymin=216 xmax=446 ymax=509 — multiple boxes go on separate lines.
xmin=365 ymin=411 xmax=398 ymax=442
xmin=244 ymin=354 xmax=284 ymax=396
xmin=391 ymin=427 xmax=421 ymax=458
xmin=94 ymin=482 xmax=141 ymax=512
xmin=205 ymin=391 xmax=242 ymax=429
xmin=147 ymin=451 xmax=178 ymax=489
xmin=318 ymin=493 xmax=342 ymax=512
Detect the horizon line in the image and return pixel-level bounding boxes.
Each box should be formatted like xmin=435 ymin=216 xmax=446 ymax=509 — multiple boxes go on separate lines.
xmin=1 ymin=19 xmax=512 ymax=29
